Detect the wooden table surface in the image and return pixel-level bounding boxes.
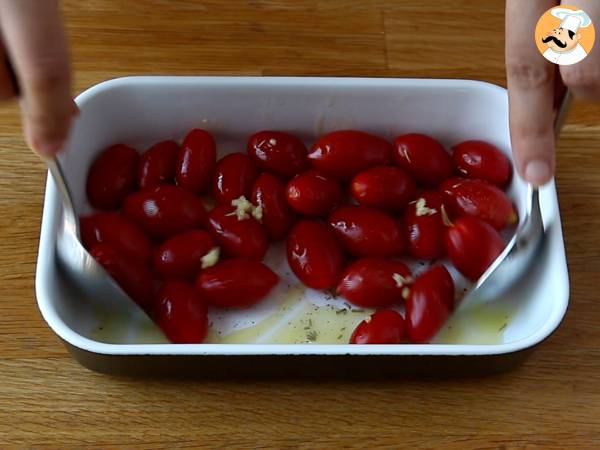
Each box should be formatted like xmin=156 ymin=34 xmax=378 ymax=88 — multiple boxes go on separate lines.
xmin=1 ymin=1 xmax=600 ymax=448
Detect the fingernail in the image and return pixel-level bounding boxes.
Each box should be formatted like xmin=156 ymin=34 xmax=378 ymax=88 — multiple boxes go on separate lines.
xmin=524 ymin=159 xmax=552 ymax=185
xmin=33 ymin=139 xmax=64 ymax=157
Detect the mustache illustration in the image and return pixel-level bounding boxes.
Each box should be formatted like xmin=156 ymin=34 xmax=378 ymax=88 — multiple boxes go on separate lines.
xmin=542 ymin=35 xmax=567 ymax=48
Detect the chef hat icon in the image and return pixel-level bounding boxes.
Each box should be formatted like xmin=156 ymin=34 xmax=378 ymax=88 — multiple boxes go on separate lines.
xmin=551 ymin=8 xmax=592 ymax=33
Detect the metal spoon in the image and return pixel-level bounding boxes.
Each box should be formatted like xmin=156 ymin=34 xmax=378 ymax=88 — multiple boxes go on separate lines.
xmin=456 ymin=90 xmax=572 ymax=312
xmin=48 ymin=157 xmax=147 ymax=319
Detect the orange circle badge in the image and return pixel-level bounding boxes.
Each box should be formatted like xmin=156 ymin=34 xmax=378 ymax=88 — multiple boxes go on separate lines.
xmin=535 ymin=5 xmax=595 ymax=65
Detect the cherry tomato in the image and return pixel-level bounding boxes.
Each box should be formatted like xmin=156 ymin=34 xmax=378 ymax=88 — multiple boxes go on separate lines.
xmin=207 ymin=205 xmax=268 ymax=260
xmin=337 ymin=258 xmax=412 ymax=308
xmin=328 ymin=206 xmax=404 ymax=257
xmin=452 ymin=140 xmax=511 ymax=187
xmin=286 ymin=220 xmax=344 ymax=289
xmin=440 ymin=177 xmax=517 ymax=230
xmin=138 ymin=140 xmax=178 ymax=189
xmin=153 ymin=230 xmax=218 ymax=280
xmin=123 ymin=185 xmax=207 ymax=239
xmin=154 ymin=281 xmax=208 ymax=343
xmin=286 ymin=170 xmax=342 ymax=217
xmin=394 ymin=133 xmax=453 ymax=186
xmin=251 ymin=173 xmax=294 ymax=240
xmin=247 ymin=130 xmax=309 ymax=178
xmin=90 ymin=243 xmax=155 ymax=313
xmin=196 ymin=259 xmax=279 ymax=308
xmin=86 ymin=144 xmax=139 ymax=210
xmin=350 ymin=310 xmax=406 ymax=344
xmin=80 ymin=212 xmax=152 ymax=264
xmin=403 ymin=191 xmax=446 ymax=260
xmin=405 ymin=265 xmax=454 ymax=343
xmin=176 ymin=129 xmax=216 ymax=194
xmin=213 ymin=152 xmax=258 ymax=205
xmin=350 ymin=166 xmax=416 ymax=212
xmin=445 ymin=216 xmax=505 ymax=280
xmin=308 ymin=130 xmax=393 ymax=180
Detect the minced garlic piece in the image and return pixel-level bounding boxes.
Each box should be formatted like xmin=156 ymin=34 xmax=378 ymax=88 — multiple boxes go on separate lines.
xmin=393 ymin=273 xmax=414 ymax=287
xmin=401 ymin=287 xmax=411 ymax=300
xmin=252 ymin=205 xmax=263 ymax=221
xmin=226 ymin=195 xmax=262 ymax=221
xmin=201 ymin=247 xmax=220 ymax=269
xmin=415 ymin=197 xmax=437 ymax=216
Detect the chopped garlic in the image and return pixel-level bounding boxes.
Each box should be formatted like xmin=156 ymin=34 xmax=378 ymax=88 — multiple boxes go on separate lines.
xmin=227 ymin=195 xmax=261 ymax=221
xmin=252 ymin=205 xmax=263 ymax=221
xmin=393 ymin=273 xmax=414 ymax=288
xmin=401 ymin=287 xmax=411 ymax=300
xmin=201 ymin=247 xmax=220 ymax=269
xmin=415 ymin=197 xmax=437 ymax=216
xmin=269 ymin=138 xmax=277 ymax=146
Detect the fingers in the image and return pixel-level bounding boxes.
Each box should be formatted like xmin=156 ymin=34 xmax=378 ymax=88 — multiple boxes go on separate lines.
xmin=0 ymin=0 xmax=74 ymax=156
xmin=506 ymin=0 xmax=559 ymax=186
xmin=559 ymin=0 xmax=600 ymax=100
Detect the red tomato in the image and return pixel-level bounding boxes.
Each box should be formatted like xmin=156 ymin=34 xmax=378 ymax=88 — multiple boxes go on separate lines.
xmin=286 ymin=170 xmax=342 ymax=217
xmin=247 ymin=130 xmax=309 ymax=178
xmin=350 ymin=310 xmax=406 ymax=344
xmin=176 ymin=129 xmax=216 ymax=194
xmin=196 ymin=259 xmax=279 ymax=308
xmin=286 ymin=220 xmax=344 ymax=289
xmin=403 ymin=191 xmax=446 ymax=260
xmin=308 ymin=130 xmax=393 ymax=180
xmin=445 ymin=216 xmax=505 ymax=280
xmin=350 ymin=166 xmax=416 ymax=212
xmin=405 ymin=265 xmax=454 ymax=343
xmin=328 ymin=206 xmax=404 ymax=257
xmin=452 ymin=140 xmax=511 ymax=187
xmin=251 ymin=173 xmax=294 ymax=240
xmin=123 ymin=185 xmax=207 ymax=239
xmin=337 ymin=258 xmax=412 ymax=308
xmin=153 ymin=230 xmax=218 ymax=280
xmin=138 ymin=140 xmax=178 ymax=189
xmin=394 ymin=133 xmax=453 ymax=186
xmin=154 ymin=281 xmax=208 ymax=343
xmin=80 ymin=212 xmax=152 ymax=264
xmin=90 ymin=243 xmax=155 ymax=313
xmin=207 ymin=205 xmax=268 ymax=260
xmin=440 ymin=178 xmax=517 ymax=230
xmin=86 ymin=144 xmax=139 ymax=210
xmin=213 ymin=152 xmax=258 ymax=205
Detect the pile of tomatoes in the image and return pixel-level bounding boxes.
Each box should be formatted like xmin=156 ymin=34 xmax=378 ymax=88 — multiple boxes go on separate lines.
xmin=81 ymin=128 xmax=515 ymax=344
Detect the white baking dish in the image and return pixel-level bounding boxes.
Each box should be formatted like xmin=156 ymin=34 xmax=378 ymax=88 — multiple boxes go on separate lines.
xmin=35 ymin=77 xmax=569 ymax=374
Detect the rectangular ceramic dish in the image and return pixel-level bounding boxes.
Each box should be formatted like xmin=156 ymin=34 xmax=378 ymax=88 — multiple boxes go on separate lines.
xmin=35 ymin=77 xmax=569 ymax=376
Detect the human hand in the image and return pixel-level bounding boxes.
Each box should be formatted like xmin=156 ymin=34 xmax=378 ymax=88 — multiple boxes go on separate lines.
xmin=0 ymin=0 xmax=76 ymax=156
xmin=506 ymin=0 xmax=599 ymax=186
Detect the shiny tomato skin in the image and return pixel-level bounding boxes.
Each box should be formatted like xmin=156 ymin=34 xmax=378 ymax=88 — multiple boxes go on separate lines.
xmin=251 ymin=173 xmax=294 ymax=240
xmin=350 ymin=166 xmax=416 ymax=212
xmin=196 ymin=259 xmax=279 ymax=308
xmin=80 ymin=212 xmax=153 ymax=264
xmin=394 ymin=133 xmax=453 ymax=186
xmin=440 ymin=177 xmax=517 ymax=230
xmin=350 ymin=309 xmax=406 ymax=344
xmin=207 ymin=205 xmax=268 ymax=260
xmin=154 ymin=281 xmax=208 ymax=343
xmin=123 ymin=185 xmax=207 ymax=239
xmin=286 ymin=170 xmax=343 ymax=217
xmin=86 ymin=144 xmax=139 ymax=210
xmin=153 ymin=230 xmax=217 ymax=280
xmin=328 ymin=206 xmax=404 ymax=257
xmin=445 ymin=216 xmax=505 ymax=280
xmin=213 ymin=152 xmax=258 ymax=205
xmin=247 ymin=130 xmax=309 ymax=178
xmin=90 ymin=243 xmax=155 ymax=313
xmin=286 ymin=220 xmax=344 ymax=289
xmin=337 ymin=258 xmax=412 ymax=308
xmin=452 ymin=140 xmax=511 ymax=187
xmin=138 ymin=140 xmax=178 ymax=189
xmin=176 ymin=129 xmax=216 ymax=194
xmin=403 ymin=191 xmax=446 ymax=260
xmin=405 ymin=265 xmax=454 ymax=343
xmin=308 ymin=130 xmax=393 ymax=180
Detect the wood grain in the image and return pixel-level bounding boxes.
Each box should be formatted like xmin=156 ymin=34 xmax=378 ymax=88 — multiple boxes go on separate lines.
xmin=1 ymin=1 xmax=599 ymax=448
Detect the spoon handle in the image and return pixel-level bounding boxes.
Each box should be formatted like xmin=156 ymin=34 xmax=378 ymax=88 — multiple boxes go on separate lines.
xmin=46 ymin=157 xmax=77 ymax=222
